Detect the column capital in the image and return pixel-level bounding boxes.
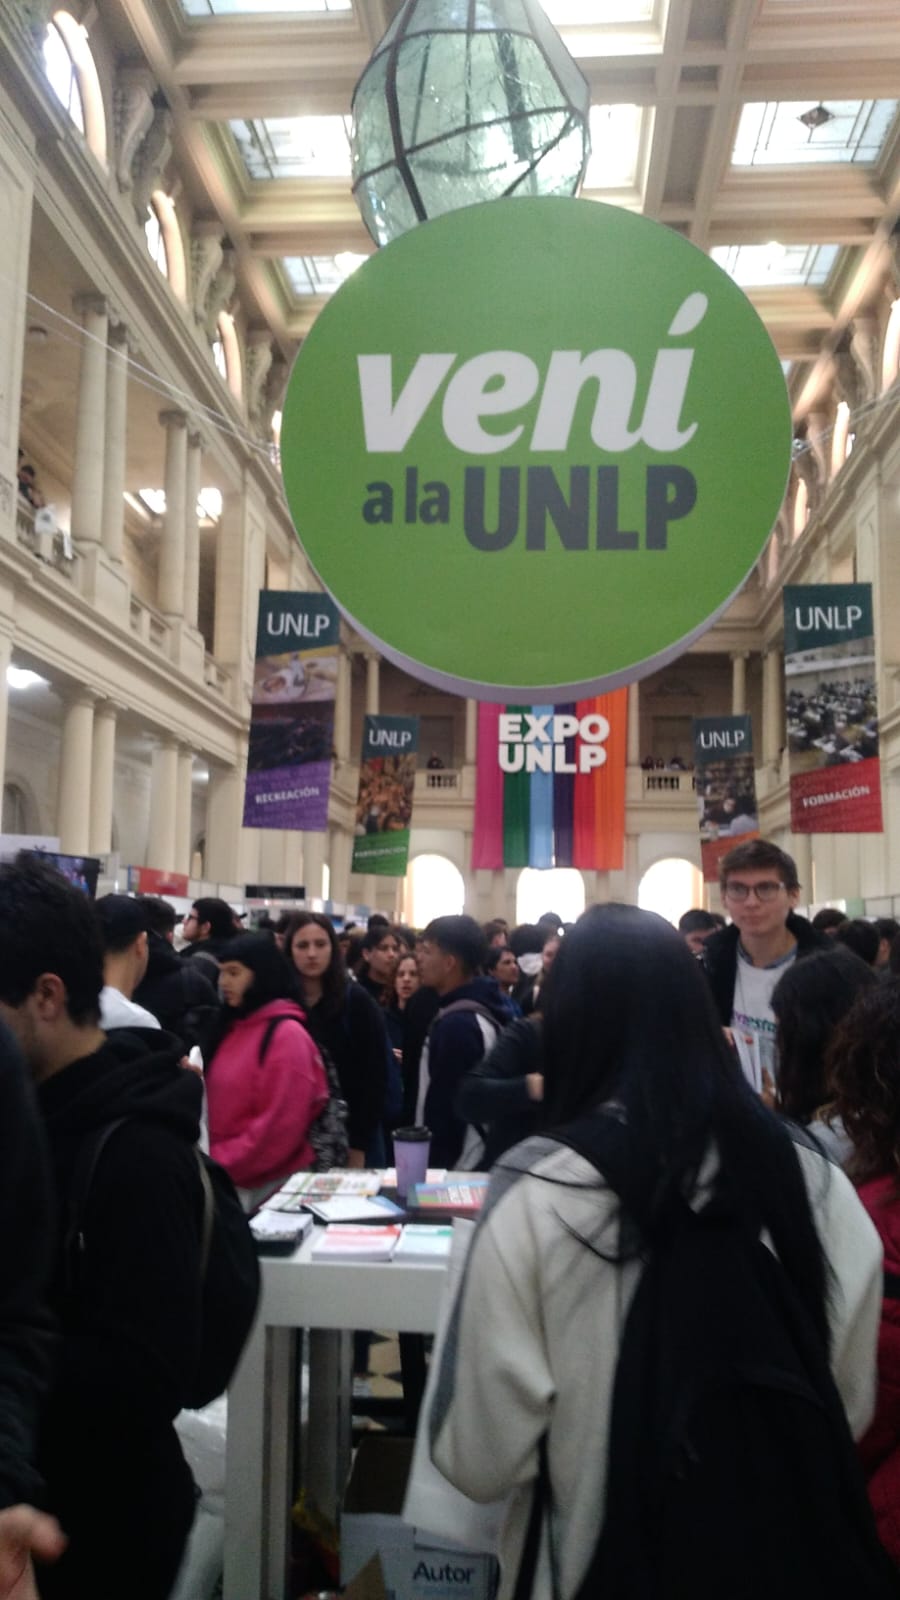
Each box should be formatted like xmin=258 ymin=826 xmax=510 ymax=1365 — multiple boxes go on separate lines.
xmin=159 ymin=409 xmax=188 ymax=430
xmin=108 ymin=321 xmax=130 ymax=351
xmin=730 ymin=649 xmax=750 ymax=662
xmin=72 ymin=292 xmax=107 ymax=319
xmin=187 ymin=430 xmax=204 ymax=453
xmin=94 ymin=696 xmax=124 ymax=720
xmin=57 ymin=683 xmax=100 ymax=710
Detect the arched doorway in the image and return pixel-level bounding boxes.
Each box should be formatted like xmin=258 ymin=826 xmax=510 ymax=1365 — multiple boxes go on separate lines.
xmin=516 ymin=868 xmax=586 ymax=926
xmin=405 ymin=853 xmax=465 ymax=926
xmin=638 ymin=857 xmax=703 ymax=927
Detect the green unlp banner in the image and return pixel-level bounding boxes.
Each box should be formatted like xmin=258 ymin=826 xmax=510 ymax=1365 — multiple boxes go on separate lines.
xmin=351 ymin=715 xmax=420 ymax=876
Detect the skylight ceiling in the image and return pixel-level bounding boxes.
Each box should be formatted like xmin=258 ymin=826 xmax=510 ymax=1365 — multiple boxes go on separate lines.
xmin=732 ymin=101 xmax=899 ymax=168
xmin=711 ymin=244 xmax=840 ymax=290
xmin=283 ymin=254 xmax=368 ymax=296
xmin=583 ymin=104 xmax=645 ymax=192
xmin=183 ymin=0 xmax=349 ymax=13
xmin=230 ymin=116 xmax=352 ymax=180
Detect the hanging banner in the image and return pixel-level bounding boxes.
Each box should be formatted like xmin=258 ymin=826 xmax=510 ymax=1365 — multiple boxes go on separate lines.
xmin=472 ymin=693 xmax=627 ymax=871
xmin=692 ymin=714 xmax=759 ymax=882
xmin=280 ymin=197 xmax=791 ymax=701
xmin=783 ymin=584 xmax=882 ymax=833
xmin=351 ymin=714 xmax=419 ymax=876
xmin=242 ymin=591 xmax=339 ymax=831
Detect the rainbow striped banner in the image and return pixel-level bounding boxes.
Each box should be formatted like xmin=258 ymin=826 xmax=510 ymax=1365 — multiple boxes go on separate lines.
xmin=472 ymin=691 xmax=628 ymax=871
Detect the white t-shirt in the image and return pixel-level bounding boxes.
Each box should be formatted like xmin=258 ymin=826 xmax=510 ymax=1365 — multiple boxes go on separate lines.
xmin=731 ymin=944 xmax=796 ymax=1087
xmin=100 ymin=986 xmax=161 ymax=1031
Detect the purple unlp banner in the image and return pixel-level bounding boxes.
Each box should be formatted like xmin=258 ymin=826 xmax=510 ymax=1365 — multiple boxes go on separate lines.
xmin=242 ymin=591 xmax=339 ymax=831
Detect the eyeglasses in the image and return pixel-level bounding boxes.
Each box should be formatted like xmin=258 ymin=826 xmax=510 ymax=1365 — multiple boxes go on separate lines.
xmin=723 ymin=880 xmax=786 ymax=904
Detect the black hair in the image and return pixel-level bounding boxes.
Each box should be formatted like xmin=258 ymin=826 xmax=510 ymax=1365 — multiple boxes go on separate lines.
xmin=192 ymin=897 xmax=238 ymax=940
xmin=367 ymin=913 xmax=389 ymax=931
xmin=482 ymin=919 xmax=508 ymax=945
xmin=205 ymin=932 xmax=305 ymax=1064
xmin=811 ymin=907 xmax=847 ymax=933
xmin=507 ymin=922 xmax=546 ymax=958
xmin=361 ymin=924 xmax=400 ymax=954
xmin=282 ymin=911 xmax=348 ymax=1019
xmin=485 ymin=945 xmax=513 ymax=974
xmin=0 ymin=856 xmax=103 ymax=1025
xmin=833 ymin=918 xmax=879 ymax=968
xmin=138 ymin=895 xmax=177 ymax=936
xmin=422 ymin=915 xmax=487 ymax=977
xmin=536 ymin=904 xmax=830 ymax=1348
xmin=719 ymin=838 xmax=800 ymax=892
xmin=678 ymin=909 xmax=718 ymax=935
xmin=771 ymin=945 xmax=878 ymax=1123
xmin=875 ymin=917 xmax=900 ymax=945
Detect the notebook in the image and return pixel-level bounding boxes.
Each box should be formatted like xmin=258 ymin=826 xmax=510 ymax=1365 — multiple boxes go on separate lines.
xmin=311 ymin=1224 xmax=402 ymax=1262
xmin=393 ymin=1224 xmax=455 ymax=1262
xmin=302 ymin=1195 xmax=405 ymax=1224
xmin=408 ymin=1178 xmax=489 ymax=1215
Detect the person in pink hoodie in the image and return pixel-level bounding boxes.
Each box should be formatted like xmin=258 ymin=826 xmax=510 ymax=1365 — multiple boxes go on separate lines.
xmin=205 ymin=932 xmax=327 ymax=1198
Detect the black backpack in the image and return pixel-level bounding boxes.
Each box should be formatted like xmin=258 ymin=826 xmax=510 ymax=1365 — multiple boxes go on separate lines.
xmin=515 ymin=1131 xmax=900 ymax=1600
xmin=67 ymin=1121 xmax=260 ymax=1410
xmin=260 ymin=1014 xmax=349 ymax=1172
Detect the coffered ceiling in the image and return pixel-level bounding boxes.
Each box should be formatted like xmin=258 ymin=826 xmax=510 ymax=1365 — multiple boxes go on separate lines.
xmin=93 ymin=0 xmax=900 ymax=418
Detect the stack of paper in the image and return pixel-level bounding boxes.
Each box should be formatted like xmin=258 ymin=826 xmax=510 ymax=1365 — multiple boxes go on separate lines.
xmin=250 ymin=1210 xmax=312 ymax=1248
xmin=280 ymin=1171 xmax=384 ymax=1198
xmin=393 ymin=1224 xmax=454 ymax=1262
xmin=311 ymin=1224 xmax=402 ymax=1262
xmin=302 ymin=1195 xmax=405 ymax=1224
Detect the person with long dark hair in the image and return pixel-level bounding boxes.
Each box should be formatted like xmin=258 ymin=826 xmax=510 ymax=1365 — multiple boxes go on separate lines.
xmin=205 ymin=932 xmax=327 ymax=1201
xmin=430 ymin=905 xmax=883 ymax=1600
xmin=830 ymin=982 xmax=900 ymax=1564
xmin=771 ymin=944 xmax=878 ymax=1162
xmin=283 ymin=912 xmax=388 ymax=1166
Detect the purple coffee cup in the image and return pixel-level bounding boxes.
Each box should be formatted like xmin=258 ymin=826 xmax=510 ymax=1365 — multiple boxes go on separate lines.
xmin=392 ymin=1126 xmax=431 ymax=1200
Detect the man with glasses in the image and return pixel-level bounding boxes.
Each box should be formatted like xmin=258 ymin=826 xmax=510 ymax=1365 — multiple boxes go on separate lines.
xmin=702 ymin=839 xmax=826 ymax=1087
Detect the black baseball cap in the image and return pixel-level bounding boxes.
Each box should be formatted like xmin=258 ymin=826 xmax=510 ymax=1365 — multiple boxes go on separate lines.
xmin=94 ymin=894 xmax=152 ymax=952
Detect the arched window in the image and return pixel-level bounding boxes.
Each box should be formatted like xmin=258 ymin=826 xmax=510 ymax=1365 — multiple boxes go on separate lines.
xmin=213 ymin=311 xmax=242 ymax=401
xmin=792 ymin=476 xmax=809 ymax=541
xmin=830 ymin=400 xmax=852 ymax=478
xmin=883 ymin=299 xmax=900 ymax=392
xmin=516 ymin=867 xmax=585 ymax=926
xmin=145 ymin=203 xmax=168 ymax=278
xmin=42 ymin=13 xmax=107 ymax=164
xmin=405 ymin=853 xmax=465 ymax=926
xmin=2 ymin=782 xmax=32 ymax=836
xmin=638 ymin=857 xmax=703 ymax=927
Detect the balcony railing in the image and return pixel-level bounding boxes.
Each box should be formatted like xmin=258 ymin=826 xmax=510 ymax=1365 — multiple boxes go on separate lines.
xmin=129 ymin=595 xmax=170 ymax=652
xmin=15 ymin=499 xmax=77 ymax=579
xmin=642 ymin=771 xmax=697 ymax=795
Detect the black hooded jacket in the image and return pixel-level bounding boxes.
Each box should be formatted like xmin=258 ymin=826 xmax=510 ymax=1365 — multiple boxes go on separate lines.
xmin=35 ymin=1030 xmax=204 ymax=1598
xmin=134 ymin=931 xmax=220 ymax=1052
xmin=422 ymin=977 xmax=515 ymax=1167
xmin=701 ymin=911 xmax=829 ymax=1026
xmin=0 ymin=1021 xmax=54 ymax=1510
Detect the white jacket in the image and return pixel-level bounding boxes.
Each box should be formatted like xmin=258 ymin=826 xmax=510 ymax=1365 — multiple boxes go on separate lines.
xmin=430 ymin=1135 xmax=882 ymax=1600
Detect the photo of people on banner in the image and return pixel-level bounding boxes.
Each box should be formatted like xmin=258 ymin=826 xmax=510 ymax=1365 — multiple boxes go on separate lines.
xmin=243 ymin=592 xmax=339 ymax=831
xmin=351 ymin=715 xmax=420 ymax=877
xmin=693 ymin=714 xmax=760 ymax=881
xmin=783 ymin=584 xmax=883 ymax=834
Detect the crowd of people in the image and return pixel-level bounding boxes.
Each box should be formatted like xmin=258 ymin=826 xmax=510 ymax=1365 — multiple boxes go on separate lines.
xmin=6 ymin=841 xmax=900 ymax=1595
xmin=787 ymin=675 xmax=879 ymax=765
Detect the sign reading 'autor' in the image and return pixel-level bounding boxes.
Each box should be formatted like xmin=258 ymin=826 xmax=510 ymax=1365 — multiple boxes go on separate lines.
xmin=281 ymin=197 xmax=791 ymax=700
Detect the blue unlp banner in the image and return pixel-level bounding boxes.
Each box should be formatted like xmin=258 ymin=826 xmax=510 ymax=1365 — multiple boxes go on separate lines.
xmin=243 ymin=592 xmax=339 ymax=831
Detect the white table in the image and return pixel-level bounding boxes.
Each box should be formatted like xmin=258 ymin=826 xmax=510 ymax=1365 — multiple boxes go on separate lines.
xmin=223 ymin=1233 xmax=449 ymax=1600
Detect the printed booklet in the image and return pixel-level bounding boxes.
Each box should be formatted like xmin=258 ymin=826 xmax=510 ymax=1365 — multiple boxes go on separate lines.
xmin=311 ymin=1224 xmax=402 ymax=1262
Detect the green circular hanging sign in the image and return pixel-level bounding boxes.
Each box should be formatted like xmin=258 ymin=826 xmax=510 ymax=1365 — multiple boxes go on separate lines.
xmin=281 ymin=197 xmax=790 ymax=699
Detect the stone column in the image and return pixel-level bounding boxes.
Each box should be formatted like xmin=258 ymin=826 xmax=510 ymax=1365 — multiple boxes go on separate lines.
xmin=184 ymin=432 xmax=202 ymax=631
xmin=100 ymin=325 xmax=128 ymax=563
xmin=303 ymin=830 xmax=327 ymax=901
xmin=329 ymin=825 xmax=351 ymax=905
xmin=146 ymin=736 xmax=179 ymax=870
xmin=206 ymin=761 xmax=243 ymax=885
xmin=175 ymin=745 xmax=194 ymax=877
xmin=57 ymin=690 xmax=95 ymax=854
xmin=89 ymin=699 xmax=118 ymax=857
xmin=334 ymin=647 xmax=351 ymax=763
xmin=731 ymin=651 xmax=748 ymax=716
xmin=158 ymin=411 xmax=187 ymax=618
xmin=763 ymin=648 xmax=783 ymax=767
xmin=70 ymin=295 xmax=108 ymax=544
xmin=365 ymin=653 xmax=380 ymax=716
xmin=465 ymin=698 xmax=478 ymax=766
xmin=0 ymin=629 xmax=13 ymax=795
xmin=627 ymin=681 xmax=640 ymax=766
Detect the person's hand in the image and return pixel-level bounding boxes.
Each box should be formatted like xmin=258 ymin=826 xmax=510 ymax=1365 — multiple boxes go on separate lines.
xmin=346 ymin=1148 xmax=366 ymax=1170
xmin=760 ymin=1067 xmax=777 ymax=1111
xmin=0 ymin=1507 xmax=66 ymax=1599
xmin=722 ymin=1027 xmax=735 ymax=1049
xmin=526 ymin=1073 xmax=544 ymax=1103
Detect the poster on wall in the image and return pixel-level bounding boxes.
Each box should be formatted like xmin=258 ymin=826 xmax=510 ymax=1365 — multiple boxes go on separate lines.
xmin=783 ymin=584 xmax=883 ymax=833
xmin=472 ymin=693 xmax=627 ymax=871
xmin=242 ymin=591 xmax=339 ymax=831
xmin=692 ymin=714 xmax=759 ymax=882
xmin=351 ymin=715 xmax=419 ymax=876
xmin=280 ymin=197 xmax=791 ymax=702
